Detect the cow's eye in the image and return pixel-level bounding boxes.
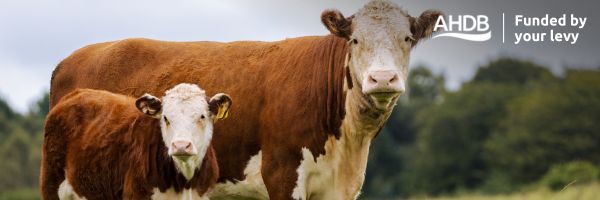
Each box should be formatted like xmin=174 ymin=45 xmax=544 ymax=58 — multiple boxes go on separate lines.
xmin=404 ymin=36 xmax=410 ymax=42
xmin=351 ymin=38 xmax=358 ymax=44
xmin=163 ymin=116 xmax=170 ymax=125
xmin=200 ymin=115 xmax=205 ymax=119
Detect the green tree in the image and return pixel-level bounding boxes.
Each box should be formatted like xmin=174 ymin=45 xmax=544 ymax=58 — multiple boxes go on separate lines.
xmin=401 ymin=58 xmax=555 ymax=195
xmin=0 ymin=92 xmax=48 ymax=197
xmin=485 ymin=70 xmax=600 ymax=186
xmin=473 ymin=57 xmax=553 ymax=85
xmin=406 ymin=83 xmax=522 ymax=195
xmin=0 ymin=97 xmax=22 ymax=142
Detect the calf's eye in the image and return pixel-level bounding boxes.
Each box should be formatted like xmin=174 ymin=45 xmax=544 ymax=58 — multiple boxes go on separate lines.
xmin=200 ymin=115 xmax=205 ymax=119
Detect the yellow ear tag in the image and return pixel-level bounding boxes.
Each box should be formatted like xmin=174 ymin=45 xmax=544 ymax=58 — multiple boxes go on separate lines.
xmin=216 ymin=104 xmax=229 ymax=120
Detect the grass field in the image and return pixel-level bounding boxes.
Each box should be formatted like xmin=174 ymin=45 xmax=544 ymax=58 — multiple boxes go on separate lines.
xmin=2 ymin=182 xmax=599 ymax=200
xmin=413 ymin=182 xmax=600 ymax=200
xmin=0 ymin=188 xmax=39 ymax=200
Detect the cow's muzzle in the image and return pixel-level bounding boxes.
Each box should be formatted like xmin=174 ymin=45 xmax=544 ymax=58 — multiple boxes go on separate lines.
xmin=362 ymin=70 xmax=405 ymax=98
xmin=171 ymin=140 xmax=195 ymax=159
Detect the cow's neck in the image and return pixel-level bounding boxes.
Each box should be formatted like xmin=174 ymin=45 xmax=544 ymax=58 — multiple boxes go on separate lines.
xmin=310 ymin=60 xmax=396 ymax=198
xmin=303 ymin=87 xmax=395 ymax=199
xmin=345 ymin=85 xmax=394 ymax=167
xmin=342 ymin=84 xmax=395 ymax=139
xmin=294 ymin=35 xmax=397 ymax=199
xmin=344 ymin=86 xmax=396 ymax=195
xmin=318 ymin=35 xmax=395 ymax=178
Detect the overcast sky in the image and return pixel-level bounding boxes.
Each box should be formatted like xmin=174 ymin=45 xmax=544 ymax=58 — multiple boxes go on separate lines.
xmin=0 ymin=0 xmax=598 ymax=112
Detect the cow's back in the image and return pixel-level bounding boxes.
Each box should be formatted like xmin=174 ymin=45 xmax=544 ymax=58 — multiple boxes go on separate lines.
xmin=51 ymin=38 xmax=273 ymax=106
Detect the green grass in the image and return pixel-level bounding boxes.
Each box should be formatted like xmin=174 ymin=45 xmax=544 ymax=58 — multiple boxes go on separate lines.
xmin=412 ymin=182 xmax=600 ymax=200
xmin=0 ymin=188 xmax=39 ymax=200
xmin=2 ymin=183 xmax=599 ymax=200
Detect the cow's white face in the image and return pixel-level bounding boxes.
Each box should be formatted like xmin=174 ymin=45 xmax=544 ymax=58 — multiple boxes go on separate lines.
xmin=136 ymin=83 xmax=231 ymax=180
xmin=322 ymin=0 xmax=442 ymax=109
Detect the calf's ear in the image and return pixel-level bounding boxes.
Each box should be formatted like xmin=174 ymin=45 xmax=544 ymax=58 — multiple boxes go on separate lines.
xmin=136 ymin=94 xmax=162 ymax=118
xmin=209 ymin=93 xmax=232 ymax=121
xmin=321 ymin=9 xmax=353 ymax=39
xmin=409 ymin=10 xmax=443 ymax=46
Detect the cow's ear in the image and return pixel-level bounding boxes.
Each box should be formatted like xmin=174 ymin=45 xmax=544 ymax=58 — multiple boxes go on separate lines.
xmin=409 ymin=10 xmax=443 ymax=46
xmin=136 ymin=94 xmax=162 ymax=118
xmin=208 ymin=93 xmax=232 ymax=121
xmin=321 ymin=9 xmax=353 ymax=39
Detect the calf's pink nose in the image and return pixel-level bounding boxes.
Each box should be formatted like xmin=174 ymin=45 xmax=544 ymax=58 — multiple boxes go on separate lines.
xmin=172 ymin=140 xmax=193 ymax=155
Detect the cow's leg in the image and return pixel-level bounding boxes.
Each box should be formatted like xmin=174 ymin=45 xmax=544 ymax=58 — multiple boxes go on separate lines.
xmin=40 ymin=121 xmax=68 ymax=200
xmin=261 ymin=150 xmax=302 ymax=200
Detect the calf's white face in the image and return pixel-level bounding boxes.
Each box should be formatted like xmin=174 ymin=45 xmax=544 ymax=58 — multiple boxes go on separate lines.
xmin=136 ymin=83 xmax=231 ymax=180
xmin=322 ymin=0 xmax=442 ymax=109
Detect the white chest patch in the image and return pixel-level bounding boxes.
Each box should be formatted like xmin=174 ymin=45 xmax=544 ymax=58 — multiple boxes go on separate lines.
xmin=209 ymin=151 xmax=269 ymax=200
xmin=292 ymin=136 xmax=369 ymax=200
xmin=151 ymin=188 xmax=208 ymax=200
xmin=58 ymin=180 xmax=86 ymax=200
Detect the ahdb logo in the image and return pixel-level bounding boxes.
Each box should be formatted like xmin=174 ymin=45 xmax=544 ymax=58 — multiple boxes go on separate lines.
xmin=433 ymin=15 xmax=491 ymax=42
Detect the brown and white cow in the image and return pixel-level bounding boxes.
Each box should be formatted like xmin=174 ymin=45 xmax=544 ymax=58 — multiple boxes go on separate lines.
xmin=41 ymin=83 xmax=232 ymax=199
xmin=49 ymin=1 xmax=441 ymax=199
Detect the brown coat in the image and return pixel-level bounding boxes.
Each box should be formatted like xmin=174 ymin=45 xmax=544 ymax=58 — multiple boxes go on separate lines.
xmin=50 ymin=35 xmax=349 ymax=199
xmin=41 ymin=89 xmax=218 ymax=199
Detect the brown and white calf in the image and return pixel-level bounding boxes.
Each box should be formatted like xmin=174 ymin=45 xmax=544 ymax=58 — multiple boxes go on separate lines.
xmin=49 ymin=1 xmax=442 ymax=199
xmin=40 ymin=83 xmax=232 ymax=199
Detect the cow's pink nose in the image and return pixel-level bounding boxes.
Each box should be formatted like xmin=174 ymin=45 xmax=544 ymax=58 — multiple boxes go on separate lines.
xmin=367 ymin=71 xmax=399 ymax=86
xmin=171 ymin=140 xmax=193 ymax=156
xmin=362 ymin=70 xmax=404 ymax=95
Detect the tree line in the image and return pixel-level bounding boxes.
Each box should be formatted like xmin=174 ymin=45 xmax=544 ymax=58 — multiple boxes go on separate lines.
xmin=362 ymin=58 xmax=600 ymax=198
xmin=0 ymin=92 xmax=47 ymax=199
